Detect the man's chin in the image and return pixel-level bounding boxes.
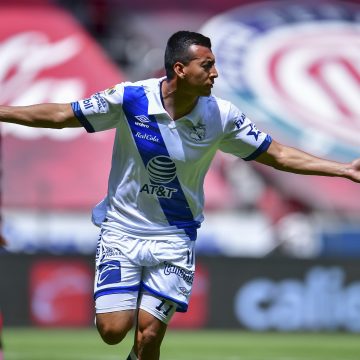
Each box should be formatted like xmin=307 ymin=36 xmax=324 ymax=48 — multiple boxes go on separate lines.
xmin=192 ymin=86 xmax=212 ymax=97
xmin=200 ymin=88 xmax=212 ymax=97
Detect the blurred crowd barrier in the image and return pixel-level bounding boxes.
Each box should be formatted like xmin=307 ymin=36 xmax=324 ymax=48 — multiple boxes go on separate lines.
xmin=4 ymin=208 xmax=360 ymax=258
xmin=1 ymin=0 xmax=360 ymax=258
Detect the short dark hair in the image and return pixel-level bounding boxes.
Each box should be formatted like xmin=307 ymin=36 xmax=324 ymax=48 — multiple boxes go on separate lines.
xmin=164 ymin=31 xmax=212 ymax=79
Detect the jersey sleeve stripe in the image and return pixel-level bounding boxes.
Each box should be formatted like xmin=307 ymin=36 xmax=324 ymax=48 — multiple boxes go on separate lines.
xmin=71 ymin=101 xmax=95 ymax=133
xmin=243 ymin=134 xmax=272 ymax=161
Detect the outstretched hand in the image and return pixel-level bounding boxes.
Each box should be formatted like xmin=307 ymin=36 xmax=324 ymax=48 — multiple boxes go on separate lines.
xmin=0 ymin=234 xmax=7 ymax=247
xmin=347 ymin=159 xmax=360 ymax=183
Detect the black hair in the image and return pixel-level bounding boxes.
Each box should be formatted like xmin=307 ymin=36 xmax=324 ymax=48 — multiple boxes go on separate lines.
xmin=164 ymin=31 xmax=212 ymax=79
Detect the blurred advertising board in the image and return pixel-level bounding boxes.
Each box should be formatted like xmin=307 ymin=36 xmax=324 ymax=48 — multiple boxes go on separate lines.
xmin=202 ymin=257 xmax=360 ymax=332
xmin=29 ymin=259 xmax=93 ymax=327
xmin=0 ymin=5 xmax=124 ymax=210
xmin=200 ymin=0 xmax=360 ymax=212
xmin=2 ymin=254 xmax=360 ymax=332
xmin=0 ymin=255 xmax=94 ymax=327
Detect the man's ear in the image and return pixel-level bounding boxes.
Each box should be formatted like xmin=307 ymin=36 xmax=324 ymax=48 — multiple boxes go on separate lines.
xmin=173 ymin=62 xmax=186 ymax=79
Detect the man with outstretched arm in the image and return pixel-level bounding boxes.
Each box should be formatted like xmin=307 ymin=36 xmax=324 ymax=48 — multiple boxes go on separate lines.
xmin=1 ymin=31 xmax=359 ymax=360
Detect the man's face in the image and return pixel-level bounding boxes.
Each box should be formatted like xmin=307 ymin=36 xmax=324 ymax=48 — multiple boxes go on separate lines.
xmin=180 ymin=45 xmax=218 ymax=96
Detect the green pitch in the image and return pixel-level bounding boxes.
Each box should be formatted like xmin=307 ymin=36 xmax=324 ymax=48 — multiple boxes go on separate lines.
xmin=3 ymin=327 xmax=360 ymax=360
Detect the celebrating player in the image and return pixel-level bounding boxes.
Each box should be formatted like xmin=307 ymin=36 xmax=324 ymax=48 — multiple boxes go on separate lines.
xmin=1 ymin=31 xmax=360 ymax=360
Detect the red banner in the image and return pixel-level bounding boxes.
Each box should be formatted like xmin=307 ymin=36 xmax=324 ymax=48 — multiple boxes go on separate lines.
xmin=29 ymin=259 xmax=93 ymax=326
xmin=1 ymin=6 xmax=124 ymax=209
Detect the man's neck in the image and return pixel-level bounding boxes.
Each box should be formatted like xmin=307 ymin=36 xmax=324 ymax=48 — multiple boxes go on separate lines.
xmin=161 ymin=79 xmax=198 ymax=120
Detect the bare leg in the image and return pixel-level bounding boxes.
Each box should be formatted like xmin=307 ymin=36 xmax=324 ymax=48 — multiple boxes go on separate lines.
xmin=96 ymin=310 xmax=135 ymax=345
xmin=133 ymin=309 xmax=168 ymax=360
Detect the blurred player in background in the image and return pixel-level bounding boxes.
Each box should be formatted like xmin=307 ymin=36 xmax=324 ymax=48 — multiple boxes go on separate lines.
xmin=0 ymin=308 xmax=4 ymax=360
xmin=0 ymin=234 xmax=5 ymax=360
xmin=1 ymin=31 xmax=360 ymax=360
xmin=0 ymin=225 xmax=6 ymax=360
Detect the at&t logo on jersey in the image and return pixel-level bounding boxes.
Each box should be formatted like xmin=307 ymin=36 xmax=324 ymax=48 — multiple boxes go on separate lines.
xmin=201 ymin=1 xmax=360 ymax=160
xmin=140 ymin=155 xmax=178 ymax=198
xmin=147 ymin=156 xmax=177 ymax=183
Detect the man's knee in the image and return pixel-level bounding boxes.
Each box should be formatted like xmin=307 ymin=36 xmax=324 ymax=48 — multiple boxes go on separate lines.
xmin=138 ymin=326 xmax=163 ymax=347
xmin=96 ymin=311 xmax=135 ymax=345
xmin=97 ymin=322 xmax=128 ymax=345
xmin=136 ymin=309 xmax=167 ymax=352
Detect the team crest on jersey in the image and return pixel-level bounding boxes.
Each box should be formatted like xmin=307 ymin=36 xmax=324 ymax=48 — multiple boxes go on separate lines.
xmin=190 ymin=123 xmax=206 ymax=141
xmin=201 ymin=1 xmax=360 ymax=159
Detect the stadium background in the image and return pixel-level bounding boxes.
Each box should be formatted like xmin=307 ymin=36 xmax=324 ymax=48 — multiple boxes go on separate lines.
xmin=1 ymin=0 xmax=360 ymax=336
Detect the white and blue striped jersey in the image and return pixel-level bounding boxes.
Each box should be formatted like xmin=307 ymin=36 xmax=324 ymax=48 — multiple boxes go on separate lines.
xmin=72 ymin=77 xmax=272 ymax=241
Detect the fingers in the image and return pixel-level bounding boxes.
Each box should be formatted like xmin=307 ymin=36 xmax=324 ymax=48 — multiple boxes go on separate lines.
xmin=0 ymin=235 xmax=7 ymax=247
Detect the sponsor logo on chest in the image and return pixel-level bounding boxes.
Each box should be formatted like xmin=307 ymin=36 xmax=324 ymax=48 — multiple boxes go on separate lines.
xmin=140 ymin=155 xmax=178 ymax=199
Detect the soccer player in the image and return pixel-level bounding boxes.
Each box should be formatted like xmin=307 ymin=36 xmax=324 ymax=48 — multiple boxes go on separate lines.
xmin=1 ymin=31 xmax=360 ymax=360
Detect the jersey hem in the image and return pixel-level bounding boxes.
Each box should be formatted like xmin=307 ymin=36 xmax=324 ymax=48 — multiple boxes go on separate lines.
xmin=141 ymin=282 xmax=188 ymax=312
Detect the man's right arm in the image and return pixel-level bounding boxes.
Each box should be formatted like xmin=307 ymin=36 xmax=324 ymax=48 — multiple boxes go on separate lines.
xmin=0 ymin=103 xmax=82 ymax=129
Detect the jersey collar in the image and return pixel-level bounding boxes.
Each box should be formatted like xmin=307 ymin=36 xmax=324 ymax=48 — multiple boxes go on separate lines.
xmin=147 ymin=77 xmax=202 ymax=126
xmin=147 ymin=77 xmax=167 ymax=116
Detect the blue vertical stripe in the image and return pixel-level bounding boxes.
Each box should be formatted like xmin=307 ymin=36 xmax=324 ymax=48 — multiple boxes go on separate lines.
xmin=122 ymin=86 xmax=199 ymax=240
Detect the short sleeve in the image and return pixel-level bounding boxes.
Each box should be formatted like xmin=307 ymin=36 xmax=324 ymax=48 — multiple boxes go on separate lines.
xmin=219 ymin=103 xmax=272 ymax=160
xmin=71 ymin=83 xmax=125 ymax=132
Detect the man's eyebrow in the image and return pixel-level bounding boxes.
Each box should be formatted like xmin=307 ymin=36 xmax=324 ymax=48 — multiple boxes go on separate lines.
xmin=189 ymin=56 xmax=215 ymax=63
xmin=201 ymin=59 xmax=215 ymax=64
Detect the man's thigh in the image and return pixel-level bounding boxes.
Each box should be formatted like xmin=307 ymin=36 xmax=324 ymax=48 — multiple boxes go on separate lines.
xmin=96 ymin=309 xmax=136 ymax=329
xmin=96 ymin=309 xmax=136 ymax=344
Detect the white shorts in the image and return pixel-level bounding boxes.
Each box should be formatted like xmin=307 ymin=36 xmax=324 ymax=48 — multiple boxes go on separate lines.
xmin=94 ymin=228 xmax=195 ymax=321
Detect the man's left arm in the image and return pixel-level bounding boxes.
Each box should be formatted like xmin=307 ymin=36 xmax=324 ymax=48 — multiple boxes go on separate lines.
xmin=255 ymin=140 xmax=360 ymax=183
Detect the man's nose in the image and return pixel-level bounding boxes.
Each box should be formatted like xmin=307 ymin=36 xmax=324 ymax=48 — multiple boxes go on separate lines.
xmin=210 ymin=66 xmax=219 ymax=78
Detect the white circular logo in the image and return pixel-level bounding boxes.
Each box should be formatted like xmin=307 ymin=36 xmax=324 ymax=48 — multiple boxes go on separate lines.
xmin=146 ymin=156 xmax=177 ymax=184
xmin=201 ymin=1 xmax=360 ymax=159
